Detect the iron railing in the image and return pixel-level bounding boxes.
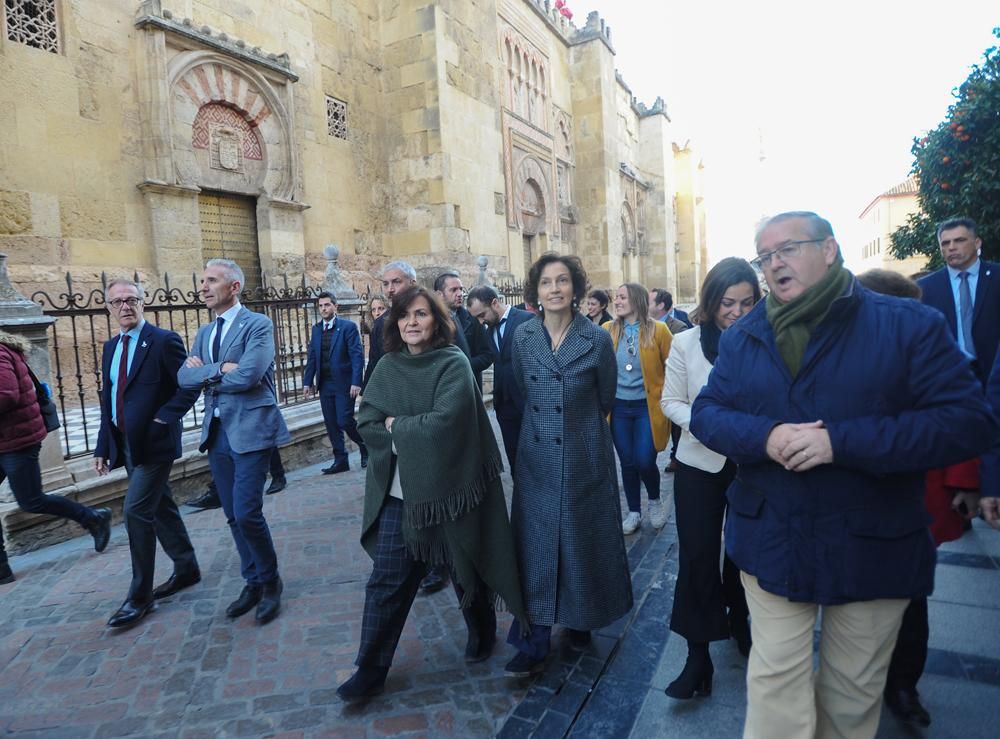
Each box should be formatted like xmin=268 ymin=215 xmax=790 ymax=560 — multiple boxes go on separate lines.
xmin=32 ymin=272 xmax=370 ymax=460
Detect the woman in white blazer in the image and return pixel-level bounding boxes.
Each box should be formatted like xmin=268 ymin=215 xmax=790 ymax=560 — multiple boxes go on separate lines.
xmin=659 ymin=258 xmax=761 ymax=700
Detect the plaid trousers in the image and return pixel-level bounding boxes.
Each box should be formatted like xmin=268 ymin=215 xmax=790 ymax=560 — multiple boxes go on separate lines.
xmin=356 ymin=498 xmax=428 ymax=668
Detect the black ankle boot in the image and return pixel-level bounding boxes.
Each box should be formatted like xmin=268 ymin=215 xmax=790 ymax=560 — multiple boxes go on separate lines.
xmin=664 ymin=643 xmax=713 ymax=699
xmin=337 ymin=665 xmax=389 ymax=700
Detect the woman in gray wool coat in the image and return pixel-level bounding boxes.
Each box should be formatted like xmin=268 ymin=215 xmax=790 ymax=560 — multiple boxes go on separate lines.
xmin=503 ymin=253 xmax=634 ymax=677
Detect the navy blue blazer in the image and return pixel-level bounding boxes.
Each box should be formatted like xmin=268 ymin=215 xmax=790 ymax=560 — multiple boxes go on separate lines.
xmin=303 ymin=317 xmax=364 ymax=393
xmin=673 ymin=307 xmax=693 ymax=329
xmin=488 ymin=307 xmax=532 ymax=419
xmin=95 ymin=322 xmax=200 ymax=469
xmin=919 ymin=262 xmax=1000 ymax=384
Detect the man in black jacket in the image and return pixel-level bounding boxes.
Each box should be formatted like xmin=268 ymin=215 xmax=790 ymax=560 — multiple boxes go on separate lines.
xmin=434 ymin=271 xmax=493 ymax=390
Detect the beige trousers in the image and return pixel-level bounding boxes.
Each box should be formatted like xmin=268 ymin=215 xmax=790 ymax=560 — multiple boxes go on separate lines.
xmin=741 ymin=572 xmax=909 ymax=739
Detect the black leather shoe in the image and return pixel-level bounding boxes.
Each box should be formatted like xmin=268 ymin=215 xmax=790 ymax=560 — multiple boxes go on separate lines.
xmin=0 ymin=562 xmax=14 ymax=585
xmin=419 ymin=567 xmax=449 ymax=595
xmin=884 ymin=686 xmax=932 ymax=727
xmin=187 ymin=491 xmax=222 ymax=510
xmin=567 ymin=629 xmax=592 ymax=648
xmin=226 ymin=584 xmax=263 ymax=618
xmin=152 ymin=569 xmax=202 ymax=600
xmin=337 ymin=665 xmax=389 ymax=701
xmin=323 ymin=461 xmax=350 ymax=475
xmin=730 ymin=614 xmax=752 ymax=657
xmin=504 ymin=651 xmax=545 ymax=678
xmin=265 ymin=476 xmax=287 ymax=495
xmin=256 ymin=577 xmax=283 ymax=624
xmin=360 ymin=447 xmax=369 ymax=469
xmin=465 ymin=632 xmax=496 ymax=663
xmin=107 ymin=600 xmax=155 ymax=628
xmin=87 ymin=508 xmax=112 ymax=553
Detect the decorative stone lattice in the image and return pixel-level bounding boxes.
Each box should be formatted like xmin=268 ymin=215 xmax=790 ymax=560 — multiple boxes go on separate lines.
xmin=4 ymin=0 xmax=59 ymax=53
xmin=191 ymin=104 xmax=263 ymax=161
xmin=326 ymin=96 xmax=347 ymax=140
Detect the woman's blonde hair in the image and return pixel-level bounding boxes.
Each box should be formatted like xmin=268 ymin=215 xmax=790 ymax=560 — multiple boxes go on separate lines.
xmin=607 ymin=283 xmax=656 ymax=348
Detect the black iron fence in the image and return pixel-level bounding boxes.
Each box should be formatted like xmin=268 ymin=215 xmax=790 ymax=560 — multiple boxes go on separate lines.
xmin=495 ymin=279 xmax=527 ymax=308
xmin=33 ymin=272 xmax=370 ymax=460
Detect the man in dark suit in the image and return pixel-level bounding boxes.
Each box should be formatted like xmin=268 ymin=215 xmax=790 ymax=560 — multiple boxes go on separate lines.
xmin=95 ymin=278 xmax=201 ymax=628
xmin=918 ymin=217 xmax=1000 ymax=385
xmin=435 ymin=272 xmax=493 ymax=390
xmin=467 ymin=285 xmax=531 ymax=470
xmin=649 ymin=288 xmax=692 ymax=330
xmin=179 ymin=259 xmax=291 ymax=625
xmin=304 ymin=291 xmax=367 ymax=474
xmin=362 ymin=260 xmax=417 ymax=391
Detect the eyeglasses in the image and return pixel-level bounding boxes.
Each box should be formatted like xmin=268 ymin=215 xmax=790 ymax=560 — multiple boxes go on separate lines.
xmin=751 ymin=239 xmax=827 ymax=270
xmin=109 ymin=297 xmax=141 ymax=309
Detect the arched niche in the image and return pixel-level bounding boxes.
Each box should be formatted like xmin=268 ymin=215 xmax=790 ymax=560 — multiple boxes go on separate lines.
xmin=167 ymin=51 xmax=297 ymax=201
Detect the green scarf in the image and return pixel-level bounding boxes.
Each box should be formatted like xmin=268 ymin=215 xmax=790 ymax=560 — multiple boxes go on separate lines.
xmin=765 ymin=255 xmax=852 ymax=378
xmin=357 ymin=344 xmax=527 ymax=621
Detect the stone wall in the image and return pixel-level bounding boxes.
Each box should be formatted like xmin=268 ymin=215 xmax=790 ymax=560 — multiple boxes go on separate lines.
xmin=1 ymin=0 xmax=705 ymax=302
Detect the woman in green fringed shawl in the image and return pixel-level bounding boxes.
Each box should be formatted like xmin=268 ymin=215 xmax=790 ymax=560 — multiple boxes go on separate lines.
xmin=336 ymin=286 xmax=528 ymax=701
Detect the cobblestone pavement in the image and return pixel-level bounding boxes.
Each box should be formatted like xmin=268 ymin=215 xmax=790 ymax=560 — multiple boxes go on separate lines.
xmin=0 ymin=431 xmax=678 ymax=738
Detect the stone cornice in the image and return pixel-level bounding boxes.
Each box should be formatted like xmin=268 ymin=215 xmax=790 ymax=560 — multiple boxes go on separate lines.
xmin=135 ymin=2 xmax=299 ymax=82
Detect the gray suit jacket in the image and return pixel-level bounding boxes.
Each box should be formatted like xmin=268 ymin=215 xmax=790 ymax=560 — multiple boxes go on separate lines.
xmin=178 ymin=306 xmax=291 ymax=454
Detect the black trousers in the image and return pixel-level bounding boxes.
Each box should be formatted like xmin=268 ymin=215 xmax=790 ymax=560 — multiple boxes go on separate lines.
xmin=496 ymin=414 xmax=522 ymax=472
xmin=356 ymin=498 xmax=495 ymax=668
xmin=886 ymin=596 xmax=928 ymax=691
xmin=121 ymin=437 xmax=198 ymax=603
xmin=669 ymin=460 xmax=748 ymax=642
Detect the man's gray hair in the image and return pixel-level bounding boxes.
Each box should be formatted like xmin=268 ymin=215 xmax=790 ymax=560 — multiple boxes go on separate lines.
xmin=381 ymin=260 xmax=416 ymax=281
xmin=754 ymin=211 xmax=835 ymax=248
xmin=105 ymin=277 xmax=145 ymax=302
xmin=206 ymin=258 xmax=245 ymax=287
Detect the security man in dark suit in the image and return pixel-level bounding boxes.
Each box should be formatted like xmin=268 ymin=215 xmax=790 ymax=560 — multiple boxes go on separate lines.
xmin=434 ymin=271 xmax=493 ymax=390
xmin=95 ymin=278 xmax=201 ymax=628
xmin=304 ymin=291 xmax=367 ymax=473
xmin=918 ymin=217 xmax=1000 ymax=385
xmin=467 ymin=285 xmax=532 ymax=470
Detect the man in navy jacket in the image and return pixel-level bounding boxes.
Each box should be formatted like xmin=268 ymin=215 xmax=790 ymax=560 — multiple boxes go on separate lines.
xmin=95 ymin=278 xmax=201 ymax=628
xmin=918 ymin=217 xmax=1000 ymax=385
xmin=304 ymin=292 xmax=366 ymax=473
xmin=691 ymin=211 xmax=994 ymax=738
xmin=467 ymin=285 xmax=531 ymax=470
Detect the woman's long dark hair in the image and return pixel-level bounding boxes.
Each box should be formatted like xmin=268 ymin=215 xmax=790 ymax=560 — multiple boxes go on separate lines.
xmin=694 ymin=258 xmax=761 ymax=327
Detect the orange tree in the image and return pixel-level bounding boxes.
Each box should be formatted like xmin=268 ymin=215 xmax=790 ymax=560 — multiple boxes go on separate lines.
xmin=891 ymin=28 xmax=1000 ymax=266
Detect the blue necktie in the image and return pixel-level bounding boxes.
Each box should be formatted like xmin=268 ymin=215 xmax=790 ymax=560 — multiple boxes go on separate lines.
xmin=959 ymin=272 xmax=975 ymax=358
xmin=212 ymin=317 xmax=225 ymax=362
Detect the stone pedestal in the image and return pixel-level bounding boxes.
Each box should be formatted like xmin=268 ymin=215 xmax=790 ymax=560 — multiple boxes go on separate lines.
xmin=0 ymin=253 xmax=74 ymax=495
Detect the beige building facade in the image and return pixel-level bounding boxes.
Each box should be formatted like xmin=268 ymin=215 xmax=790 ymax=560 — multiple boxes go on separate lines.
xmin=856 ymin=176 xmax=927 ymax=277
xmin=1 ymin=0 xmax=707 ymax=300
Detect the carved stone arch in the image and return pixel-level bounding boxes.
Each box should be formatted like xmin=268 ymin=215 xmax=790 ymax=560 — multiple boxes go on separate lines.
xmin=167 ymin=51 xmax=297 ymax=201
xmin=515 ymin=156 xmax=549 ymax=235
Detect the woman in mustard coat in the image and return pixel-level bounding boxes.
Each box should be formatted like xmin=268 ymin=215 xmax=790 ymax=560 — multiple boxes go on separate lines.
xmin=603 ymin=283 xmax=673 ymax=534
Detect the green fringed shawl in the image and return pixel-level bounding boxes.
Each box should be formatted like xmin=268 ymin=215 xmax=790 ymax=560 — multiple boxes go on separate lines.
xmin=357 ymin=344 xmax=528 ymax=622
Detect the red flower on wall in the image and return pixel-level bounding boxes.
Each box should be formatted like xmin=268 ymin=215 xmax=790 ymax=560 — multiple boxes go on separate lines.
xmin=554 ymin=0 xmax=573 ymax=19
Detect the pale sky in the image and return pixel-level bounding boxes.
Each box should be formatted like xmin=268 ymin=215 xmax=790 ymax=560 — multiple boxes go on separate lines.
xmin=574 ymin=0 xmax=998 ymax=268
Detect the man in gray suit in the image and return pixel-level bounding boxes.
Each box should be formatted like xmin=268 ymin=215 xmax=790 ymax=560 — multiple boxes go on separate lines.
xmin=178 ymin=259 xmax=290 ymax=625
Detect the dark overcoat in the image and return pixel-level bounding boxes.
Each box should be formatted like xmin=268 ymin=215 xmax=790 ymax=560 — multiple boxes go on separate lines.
xmin=510 ymin=313 xmax=634 ymax=629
